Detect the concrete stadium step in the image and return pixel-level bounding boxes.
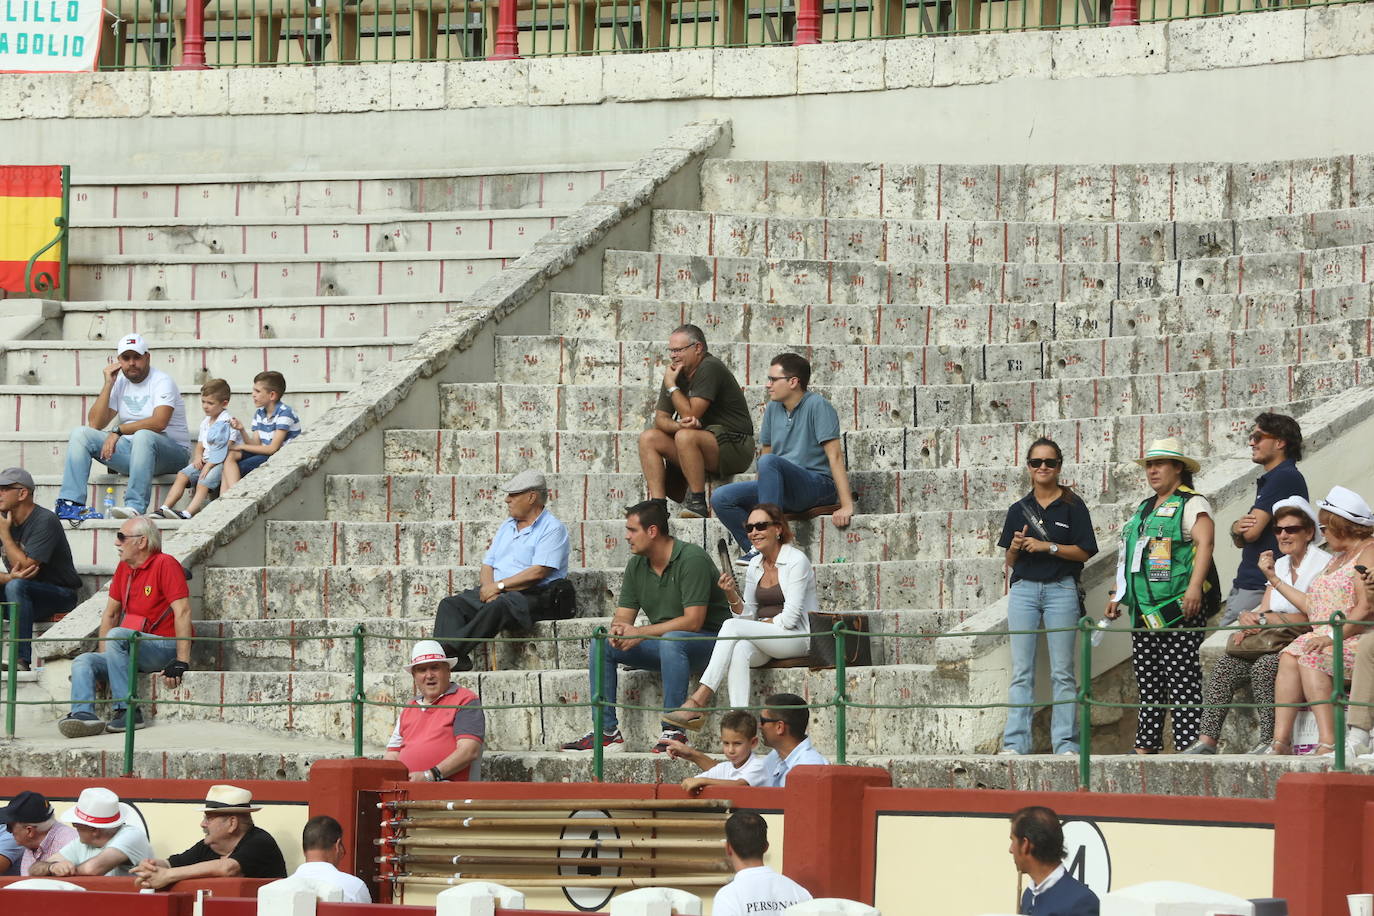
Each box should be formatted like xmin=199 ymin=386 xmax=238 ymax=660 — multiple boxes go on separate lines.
xmin=697 ymin=157 xmax=1374 ymax=222
xmin=549 ymin=285 xmax=1374 ymax=346
xmin=29 ymin=472 xmax=254 ymax=515
xmin=67 ymin=252 xmax=514 ymax=302
xmin=60 ymin=296 xmax=474 ymax=342
xmin=601 ymin=247 xmax=1372 ymax=308
xmin=158 ymin=662 xmax=950 ymax=755
xmin=42 ymin=518 xmax=181 ymax=567
xmin=1 ymin=337 xmax=411 ymax=388
xmin=650 ymin=207 xmax=1374 ymax=263
xmin=0 ymin=384 xmax=348 ymax=435
xmin=71 ymin=209 xmax=569 ymax=259
xmin=70 ymin=165 xmax=624 ymax=222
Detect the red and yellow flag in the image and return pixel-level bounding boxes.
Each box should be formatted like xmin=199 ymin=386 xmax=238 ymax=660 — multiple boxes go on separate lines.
xmin=0 ymin=165 xmax=64 ymax=294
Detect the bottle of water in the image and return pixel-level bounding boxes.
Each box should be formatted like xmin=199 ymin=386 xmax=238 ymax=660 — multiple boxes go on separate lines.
xmin=103 ymin=486 xmax=116 ymax=516
xmin=1090 ymin=617 xmax=1112 ymax=647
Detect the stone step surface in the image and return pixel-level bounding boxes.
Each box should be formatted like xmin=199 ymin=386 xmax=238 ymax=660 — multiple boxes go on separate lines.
xmin=649 ymin=207 xmax=1374 ymax=263
xmin=600 ymin=247 xmax=1372 ymax=307
xmin=60 ymin=297 xmax=474 ymax=342
xmin=548 ymin=287 xmax=1374 ymax=345
xmin=697 ymin=157 xmax=1374 ymax=222
xmin=2 ymin=337 xmax=411 ymax=388
xmin=67 ymin=252 xmax=512 ymax=302
xmin=69 ymin=166 xmax=622 ymax=222
xmin=71 ymin=209 xmax=568 ymax=259
xmin=0 ymin=384 xmax=347 ymax=434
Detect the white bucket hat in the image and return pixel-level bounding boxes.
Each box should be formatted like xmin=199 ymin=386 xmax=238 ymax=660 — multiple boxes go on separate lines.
xmin=200 ymin=785 xmax=261 ymax=814
xmin=1319 ymin=485 xmax=1374 ymax=527
xmin=1134 ymin=437 xmax=1201 ymax=474
xmin=404 ymin=639 xmax=458 ymax=672
xmin=60 ymin=788 xmax=124 ymax=829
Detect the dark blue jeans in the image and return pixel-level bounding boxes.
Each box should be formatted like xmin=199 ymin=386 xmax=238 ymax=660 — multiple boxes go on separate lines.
xmin=2 ymin=578 xmax=80 ymax=665
xmin=591 ymin=630 xmax=716 ymax=732
xmin=711 ymin=453 xmax=838 ymax=551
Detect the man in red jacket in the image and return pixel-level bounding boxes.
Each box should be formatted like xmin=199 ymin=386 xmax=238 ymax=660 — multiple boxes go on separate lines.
xmin=383 ymin=641 xmax=485 ymax=782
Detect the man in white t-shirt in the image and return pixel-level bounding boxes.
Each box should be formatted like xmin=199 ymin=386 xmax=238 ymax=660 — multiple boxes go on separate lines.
xmin=290 ymin=815 xmax=371 ymax=904
xmin=712 ymin=812 xmax=811 ymax=916
xmin=57 ymin=333 xmax=190 ymax=520
xmin=27 ymin=787 xmax=153 ymax=878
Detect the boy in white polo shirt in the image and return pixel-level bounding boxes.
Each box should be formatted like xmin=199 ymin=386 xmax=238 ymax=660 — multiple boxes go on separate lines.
xmin=662 ymin=710 xmax=767 ymax=792
xmin=713 ymin=811 xmax=812 ymax=916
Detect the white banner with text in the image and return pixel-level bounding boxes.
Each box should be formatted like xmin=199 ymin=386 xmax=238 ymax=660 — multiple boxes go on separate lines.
xmin=1 ymin=0 xmax=102 ymax=73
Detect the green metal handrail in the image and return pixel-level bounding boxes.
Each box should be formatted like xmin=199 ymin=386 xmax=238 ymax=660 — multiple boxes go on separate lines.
xmin=21 ymin=165 xmax=70 ymax=300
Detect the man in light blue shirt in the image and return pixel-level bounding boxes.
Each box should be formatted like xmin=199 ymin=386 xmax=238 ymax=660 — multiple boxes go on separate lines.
xmin=433 ymin=470 xmax=572 ymax=670
xmin=711 ymin=353 xmax=855 ymax=565
xmin=759 ymin=692 xmax=829 ymax=787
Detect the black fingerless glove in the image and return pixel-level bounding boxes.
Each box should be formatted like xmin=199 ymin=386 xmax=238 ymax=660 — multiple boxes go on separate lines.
xmin=162 ymin=660 xmax=189 ymax=679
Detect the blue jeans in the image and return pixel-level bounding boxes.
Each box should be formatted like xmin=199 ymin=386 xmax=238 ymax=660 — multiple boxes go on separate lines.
xmin=591 ymin=630 xmax=716 ymax=732
xmin=1003 ymin=577 xmax=1081 ymax=754
xmin=69 ymin=626 xmax=177 ymax=716
xmin=60 ymin=427 xmax=189 ymax=514
xmin=711 ymin=453 xmax=839 ymax=551
xmin=2 ymin=579 xmax=80 ymax=664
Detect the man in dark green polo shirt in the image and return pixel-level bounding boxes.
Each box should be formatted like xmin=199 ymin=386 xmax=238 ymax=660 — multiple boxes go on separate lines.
xmin=559 ymin=499 xmax=731 ymax=754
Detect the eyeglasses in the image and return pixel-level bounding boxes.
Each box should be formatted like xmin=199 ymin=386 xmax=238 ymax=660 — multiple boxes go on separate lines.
xmin=744 ymin=521 xmax=776 ymax=533
xmin=1248 ymin=431 xmax=1277 ymax=444
xmin=765 ymin=375 xmax=793 ymax=384
xmin=114 ymin=532 xmax=145 ymax=543
xmin=667 ymin=343 xmax=697 ymax=355
xmin=1274 ymin=524 xmax=1307 ymax=535
xmin=1027 ymin=458 xmax=1061 ymax=469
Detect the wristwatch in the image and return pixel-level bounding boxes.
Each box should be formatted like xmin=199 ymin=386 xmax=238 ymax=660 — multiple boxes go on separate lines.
xmin=1258 ymin=613 xmax=1269 ymax=626
xmin=496 ymin=580 xmax=505 ymax=591
xmin=1049 ymin=543 xmax=1059 ymax=554
xmin=666 ymin=386 xmax=680 ymax=395
xmin=429 ymin=766 xmax=443 ymax=782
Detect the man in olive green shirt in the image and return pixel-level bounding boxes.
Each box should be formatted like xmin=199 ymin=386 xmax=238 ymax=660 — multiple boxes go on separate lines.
xmin=559 ymin=500 xmax=731 ymax=754
xmin=638 ymin=324 xmax=755 ymax=519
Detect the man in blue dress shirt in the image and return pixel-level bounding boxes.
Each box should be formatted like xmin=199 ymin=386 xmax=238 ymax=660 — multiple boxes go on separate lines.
xmin=1011 ymin=806 xmax=1098 ymax=916
xmin=759 ymin=692 xmax=829 ymax=787
xmin=432 ymin=470 xmax=572 ymax=670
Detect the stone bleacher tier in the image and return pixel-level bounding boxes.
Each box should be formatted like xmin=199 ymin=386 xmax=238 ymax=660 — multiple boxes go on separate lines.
xmin=17 ymin=154 xmax=1374 ymax=778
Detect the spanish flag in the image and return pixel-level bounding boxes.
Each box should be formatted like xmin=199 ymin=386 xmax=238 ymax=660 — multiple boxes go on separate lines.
xmin=0 ymin=165 xmax=64 ymax=294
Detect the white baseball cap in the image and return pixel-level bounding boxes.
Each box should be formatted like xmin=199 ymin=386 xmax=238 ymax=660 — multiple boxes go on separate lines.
xmin=116 ymin=333 xmax=148 ymax=356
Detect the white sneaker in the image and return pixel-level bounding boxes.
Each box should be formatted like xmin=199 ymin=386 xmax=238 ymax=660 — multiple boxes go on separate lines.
xmin=996 ymin=747 xmax=1020 ymax=756
xmin=108 ymin=506 xmax=139 ymax=519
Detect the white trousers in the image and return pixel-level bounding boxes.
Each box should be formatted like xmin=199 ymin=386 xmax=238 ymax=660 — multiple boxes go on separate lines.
xmin=699 ymin=618 xmax=811 ymax=707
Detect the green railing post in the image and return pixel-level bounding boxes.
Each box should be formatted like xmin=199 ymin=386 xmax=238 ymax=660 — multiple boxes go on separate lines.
xmin=833 ymin=622 xmax=847 ymax=765
xmin=353 ymin=624 xmax=367 ymax=759
xmin=1077 ymin=617 xmax=1093 ymax=790
xmin=591 ymin=627 xmax=607 ymax=783
xmin=1332 ymin=612 xmax=1347 ymax=772
xmin=123 ymin=631 xmax=141 ymax=776
xmin=4 ymin=603 xmax=17 ymax=739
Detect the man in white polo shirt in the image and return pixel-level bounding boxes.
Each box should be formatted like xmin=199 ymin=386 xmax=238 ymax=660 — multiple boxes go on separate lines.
xmin=290 ymin=815 xmax=371 ymax=903
xmin=56 ymin=332 xmax=190 ymax=520
xmin=712 ymin=812 xmax=811 ymax=916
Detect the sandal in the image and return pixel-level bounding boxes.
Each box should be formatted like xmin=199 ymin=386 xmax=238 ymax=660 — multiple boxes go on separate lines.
xmin=1314 ymin=742 xmax=1337 ymax=758
xmin=1259 ymin=740 xmax=1293 ymax=756
xmin=663 ymin=708 xmax=707 ymax=732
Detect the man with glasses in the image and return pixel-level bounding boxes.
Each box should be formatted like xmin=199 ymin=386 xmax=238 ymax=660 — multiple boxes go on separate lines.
xmin=757 ymin=692 xmax=828 ymax=787
xmin=638 ymin=325 xmax=755 ymax=520
xmin=431 ymin=470 xmax=572 ymax=671
xmin=0 ymin=467 xmax=82 ymax=676
xmin=1223 ymin=413 xmax=1308 ymax=625
xmin=58 ymin=516 xmax=192 ymax=738
xmin=712 ymin=353 xmax=854 ymax=566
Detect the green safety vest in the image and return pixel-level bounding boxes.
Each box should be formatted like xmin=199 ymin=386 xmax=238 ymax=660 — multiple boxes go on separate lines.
xmin=1120 ymin=487 xmax=1203 ymax=629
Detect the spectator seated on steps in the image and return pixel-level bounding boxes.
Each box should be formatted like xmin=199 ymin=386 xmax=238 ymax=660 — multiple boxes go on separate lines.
xmin=384 ymin=640 xmax=486 ymax=783
xmin=55 ymin=332 xmax=191 ymax=521
xmin=638 ymin=324 xmax=755 ymax=521
xmin=221 ymin=371 xmax=302 ymax=494
xmin=711 ymin=353 xmax=854 ymax=568
xmin=432 ymin=470 xmax=574 ymax=671
xmin=0 ymin=466 xmax=82 ymax=675
xmin=131 ymin=786 xmax=286 ymax=888
xmin=27 ymin=787 xmax=153 ymax=878
xmin=156 ymin=378 xmax=243 ymax=519
xmin=57 ymin=516 xmax=192 ymax=738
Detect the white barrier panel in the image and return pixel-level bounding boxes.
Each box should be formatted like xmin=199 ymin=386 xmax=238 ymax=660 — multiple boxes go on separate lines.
xmin=2 ymin=878 xmax=85 ymax=891
xmin=609 ymin=887 xmax=705 ymax=916
xmin=437 ymin=881 xmax=527 ymax=916
xmin=1103 ymin=881 xmax=1256 ymax=916
xmin=0 ymin=0 xmax=101 ymax=73
xmin=257 ymin=881 xmax=321 ymax=916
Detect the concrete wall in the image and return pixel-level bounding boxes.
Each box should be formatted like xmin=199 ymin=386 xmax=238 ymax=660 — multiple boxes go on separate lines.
xmin=5 ymin=7 xmax=1374 ymax=174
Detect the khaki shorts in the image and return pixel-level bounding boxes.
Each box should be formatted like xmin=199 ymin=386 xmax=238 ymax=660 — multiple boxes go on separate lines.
xmin=708 ymin=426 xmax=756 ymax=477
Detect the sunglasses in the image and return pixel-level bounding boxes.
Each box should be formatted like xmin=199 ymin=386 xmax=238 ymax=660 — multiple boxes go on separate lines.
xmin=114 ymin=532 xmax=145 ymax=543
xmin=758 ymin=716 xmax=782 ymax=724
xmin=1027 ymin=458 xmax=1061 ymax=469
xmin=1249 ymin=431 xmax=1277 ymax=444
xmin=1274 ymin=524 xmax=1308 ymax=535
xmin=744 ymin=521 xmax=776 ymax=533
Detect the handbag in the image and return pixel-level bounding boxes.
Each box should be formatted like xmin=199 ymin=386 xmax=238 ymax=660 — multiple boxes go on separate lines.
xmin=807 ymin=611 xmax=872 ymax=669
xmin=1225 ymin=623 xmax=1308 ymax=661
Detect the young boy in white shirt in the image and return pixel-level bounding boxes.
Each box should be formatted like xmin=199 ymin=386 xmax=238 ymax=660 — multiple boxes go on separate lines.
xmin=662 ymin=710 xmax=766 ymax=792
xmin=157 ymin=379 xmax=242 ymax=519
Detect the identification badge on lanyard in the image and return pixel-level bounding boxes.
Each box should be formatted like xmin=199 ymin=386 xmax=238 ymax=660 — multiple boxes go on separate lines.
xmin=1147 ymin=537 xmax=1173 ymax=582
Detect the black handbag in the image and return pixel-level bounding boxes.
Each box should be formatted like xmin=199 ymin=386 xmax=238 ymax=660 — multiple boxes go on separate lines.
xmin=807 ymin=611 xmax=872 ymax=669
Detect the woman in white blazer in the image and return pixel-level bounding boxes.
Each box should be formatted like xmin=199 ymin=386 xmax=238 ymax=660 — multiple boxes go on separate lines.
xmin=666 ymin=503 xmax=816 ymax=730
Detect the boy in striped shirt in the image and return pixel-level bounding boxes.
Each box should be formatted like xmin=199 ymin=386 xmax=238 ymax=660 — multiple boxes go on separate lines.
xmin=222 ymin=371 xmax=301 ymax=493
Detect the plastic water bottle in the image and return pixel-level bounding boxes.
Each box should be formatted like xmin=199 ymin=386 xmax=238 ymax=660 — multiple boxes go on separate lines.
xmin=1090 ymin=617 xmax=1112 ymax=647
xmin=103 ymin=486 xmax=116 ymax=516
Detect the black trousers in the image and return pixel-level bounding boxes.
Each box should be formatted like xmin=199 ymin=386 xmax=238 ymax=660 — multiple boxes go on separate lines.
xmin=433 ymin=586 xmax=545 ymax=661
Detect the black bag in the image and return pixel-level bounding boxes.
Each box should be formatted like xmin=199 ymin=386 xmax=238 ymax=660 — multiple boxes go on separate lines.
xmin=532 ymin=578 xmax=577 ymax=621
xmin=807 ymin=611 xmax=872 ymax=669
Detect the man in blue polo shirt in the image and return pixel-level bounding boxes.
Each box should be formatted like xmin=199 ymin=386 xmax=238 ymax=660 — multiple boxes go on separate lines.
xmin=1222 ymin=413 xmax=1308 ymax=625
xmin=711 ymin=353 xmax=855 ymax=566
xmin=432 ymin=470 xmax=572 ymax=671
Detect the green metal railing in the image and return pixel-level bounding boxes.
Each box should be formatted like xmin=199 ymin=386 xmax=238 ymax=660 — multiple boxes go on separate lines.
xmin=3 ymin=611 xmax=1367 ymax=784
xmin=93 ymin=0 xmax=1371 ymax=67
